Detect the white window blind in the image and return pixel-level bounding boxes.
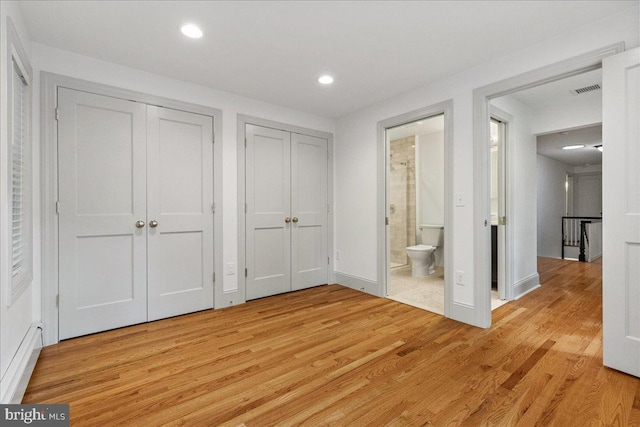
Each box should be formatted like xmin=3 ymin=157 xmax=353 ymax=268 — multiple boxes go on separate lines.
xmin=11 ymin=61 xmax=26 ymax=278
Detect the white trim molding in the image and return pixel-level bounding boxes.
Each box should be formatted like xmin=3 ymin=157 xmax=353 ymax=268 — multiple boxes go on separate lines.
xmin=40 ymin=72 xmax=223 ymax=345
xmin=513 ymin=273 xmax=541 ymax=300
xmin=0 ymin=324 xmax=42 ymax=403
xmin=334 ymin=272 xmax=378 ymax=296
xmin=472 ymin=43 xmax=624 ymax=329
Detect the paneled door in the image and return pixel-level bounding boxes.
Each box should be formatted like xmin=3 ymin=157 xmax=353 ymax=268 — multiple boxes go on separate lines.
xmin=58 ymin=88 xmax=148 ymax=340
xmin=58 ymin=89 xmax=215 ymax=339
xmin=602 ymin=47 xmax=640 ymax=377
xmin=146 ymin=106 xmax=214 ymax=321
xmin=245 ymin=125 xmax=292 ymax=300
xmin=245 ymin=124 xmax=328 ymax=300
xmin=291 ymin=133 xmax=328 ymax=291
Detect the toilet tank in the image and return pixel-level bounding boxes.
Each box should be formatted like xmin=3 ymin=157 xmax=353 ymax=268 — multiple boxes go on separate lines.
xmin=420 ymin=224 xmax=444 ymax=246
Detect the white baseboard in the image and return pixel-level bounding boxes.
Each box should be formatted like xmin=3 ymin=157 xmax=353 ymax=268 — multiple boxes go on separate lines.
xmin=1 ymin=324 xmax=42 ymax=403
xmin=513 ymin=272 xmax=541 ymax=300
xmin=450 ymin=301 xmax=478 ymax=326
xmin=334 ymin=272 xmax=379 ymax=296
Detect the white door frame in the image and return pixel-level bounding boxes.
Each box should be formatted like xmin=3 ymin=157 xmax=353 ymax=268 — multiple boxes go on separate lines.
xmin=377 ymin=100 xmax=454 ymax=317
xmin=490 ymin=106 xmax=514 ymax=301
xmin=472 ymin=43 xmax=624 ymax=328
xmin=40 ymin=72 xmax=223 ymax=345
xmin=237 ymin=115 xmax=334 ymax=303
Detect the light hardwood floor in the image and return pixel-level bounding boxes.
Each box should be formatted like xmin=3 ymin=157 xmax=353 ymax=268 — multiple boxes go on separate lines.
xmin=24 ymin=257 xmax=640 ymax=426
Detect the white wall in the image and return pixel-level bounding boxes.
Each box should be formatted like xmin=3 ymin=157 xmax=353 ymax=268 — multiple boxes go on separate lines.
xmin=416 ymin=131 xmax=445 ymax=267
xmin=31 ymin=43 xmax=335 ymax=307
xmin=417 ymin=131 xmax=444 ymax=227
xmin=334 ymin=6 xmax=639 ymax=310
xmin=490 ymin=95 xmax=538 ymax=287
xmin=0 ymin=0 xmax=36 ymax=400
xmin=531 ymin=93 xmax=602 ymax=135
xmin=537 ymin=155 xmax=571 ymax=258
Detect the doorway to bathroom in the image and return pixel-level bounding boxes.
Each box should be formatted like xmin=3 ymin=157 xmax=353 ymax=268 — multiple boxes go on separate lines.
xmin=385 ymin=113 xmax=448 ymax=315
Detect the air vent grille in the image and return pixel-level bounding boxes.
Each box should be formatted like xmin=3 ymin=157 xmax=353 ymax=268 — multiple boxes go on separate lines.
xmin=571 ymin=84 xmax=601 ymax=95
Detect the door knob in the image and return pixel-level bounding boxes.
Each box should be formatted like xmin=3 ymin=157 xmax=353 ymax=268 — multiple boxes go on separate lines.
xmin=285 ymin=217 xmax=291 ymax=223
xmin=292 ymin=217 xmax=299 ymax=223
xmin=149 ymin=220 xmax=158 ymax=228
xmin=135 ymin=220 xmax=145 ymax=228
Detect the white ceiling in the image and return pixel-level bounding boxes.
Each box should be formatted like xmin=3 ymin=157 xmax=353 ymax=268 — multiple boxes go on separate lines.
xmin=18 ymin=1 xmax=637 ymax=119
xmin=537 ymin=125 xmax=602 ymax=166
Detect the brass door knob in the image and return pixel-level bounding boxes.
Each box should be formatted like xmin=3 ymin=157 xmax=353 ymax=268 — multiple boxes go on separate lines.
xmin=292 ymin=217 xmax=299 ymax=223
xmin=285 ymin=217 xmax=291 ymax=223
xmin=149 ymin=220 xmax=158 ymax=228
xmin=135 ymin=220 xmax=145 ymax=228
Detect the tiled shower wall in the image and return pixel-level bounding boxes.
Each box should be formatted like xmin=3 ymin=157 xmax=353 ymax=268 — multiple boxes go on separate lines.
xmin=390 ymin=136 xmax=416 ymax=265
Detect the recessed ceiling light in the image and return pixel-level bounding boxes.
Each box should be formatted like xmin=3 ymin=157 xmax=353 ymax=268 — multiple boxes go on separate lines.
xmin=595 ymin=145 xmax=603 ymax=152
xmin=562 ymin=144 xmax=585 ymax=150
xmin=318 ymin=75 xmax=334 ymax=85
xmin=181 ymin=23 xmax=203 ymax=39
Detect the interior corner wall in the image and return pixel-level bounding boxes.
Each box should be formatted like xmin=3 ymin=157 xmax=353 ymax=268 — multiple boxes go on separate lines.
xmin=537 ymin=155 xmax=571 ymax=259
xmin=333 ymin=5 xmax=639 ymax=312
xmin=0 ymin=0 xmax=36 ymax=399
xmin=30 ymin=45 xmax=335 ymax=310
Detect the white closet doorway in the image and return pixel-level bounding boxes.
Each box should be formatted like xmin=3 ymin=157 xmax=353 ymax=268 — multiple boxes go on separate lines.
xmin=245 ymin=124 xmax=328 ymax=300
xmin=57 ymin=88 xmax=214 ymax=340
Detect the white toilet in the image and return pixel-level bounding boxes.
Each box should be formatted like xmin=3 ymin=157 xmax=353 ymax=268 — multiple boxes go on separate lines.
xmin=406 ymin=225 xmax=444 ymax=277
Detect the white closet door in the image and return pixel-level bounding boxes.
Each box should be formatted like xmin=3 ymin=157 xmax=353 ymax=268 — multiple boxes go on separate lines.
xmin=58 ymin=88 xmax=147 ymax=340
xmin=602 ymin=47 xmax=640 ymax=377
xmin=246 ymin=124 xmax=292 ymax=300
xmin=291 ymin=133 xmax=328 ymax=291
xmin=146 ymin=106 xmax=214 ymax=321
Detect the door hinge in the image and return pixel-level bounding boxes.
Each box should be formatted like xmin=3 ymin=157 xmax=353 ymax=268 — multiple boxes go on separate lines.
xmin=245 ymin=203 xmax=248 ymax=213
xmin=213 ymin=273 xmax=216 ymax=283
xmin=327 ymin=257 xmax=330 ymax=265
xmin=385 ymin=217 xmax=389 ymax=225
xmin=55 ymin=108 xmax=59 ymax=120
xmin=56 ymin=201 xmax=60 ymax=214
xmin=56 ymin=294 xmax=59 ymax=307
xmin=327 ymin=203 xmax=330 ymax=213
xmin=244 ymin=137 xmax=247 ymax=147
xmin=212 ymin=134 xmax=215 ymax=144
xmin=499 ymin=216 xmax=507 ymax=225
xmin=212 ymin=203 xmax=215 ymax=214
xmin=245 ymin=268 xmax=248 ymax=277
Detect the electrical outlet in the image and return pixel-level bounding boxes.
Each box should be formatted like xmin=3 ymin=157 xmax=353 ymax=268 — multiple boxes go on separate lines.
xmin=336 ymin=250 xmax=341 ymax=260
xmin=456 ymin=270 xmax=464 ymax=286
xmin=226 ymin=262 xmax=236 ymax=275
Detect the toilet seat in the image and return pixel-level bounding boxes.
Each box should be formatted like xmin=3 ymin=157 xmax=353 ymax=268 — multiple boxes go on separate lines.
xmin=406 ymin=244 xmax=435 ymax=251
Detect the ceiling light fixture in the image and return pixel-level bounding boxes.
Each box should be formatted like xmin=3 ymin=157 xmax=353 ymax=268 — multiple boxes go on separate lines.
xmin=181 ymin=23 xmax=203 ymax=39
xmin=595 ymin=145 xmax=603 ymax=152
xmin=562 ymin=144 xmax=585 ymax=150
xmin=318 ymin=75 xmax=334 ymax=85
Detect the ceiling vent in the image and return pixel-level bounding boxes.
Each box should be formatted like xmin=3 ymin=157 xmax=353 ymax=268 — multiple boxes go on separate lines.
xmin=570 ymin=84 xmax=601 ymax=95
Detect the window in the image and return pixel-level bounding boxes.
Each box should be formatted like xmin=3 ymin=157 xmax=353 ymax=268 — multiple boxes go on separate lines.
xmin=7 ymin=18 xmax=32 ymax=305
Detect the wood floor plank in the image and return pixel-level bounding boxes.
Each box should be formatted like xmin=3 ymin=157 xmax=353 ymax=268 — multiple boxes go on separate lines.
xmin=23 ymin=257 xmax=640 ymax=426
